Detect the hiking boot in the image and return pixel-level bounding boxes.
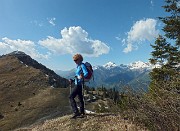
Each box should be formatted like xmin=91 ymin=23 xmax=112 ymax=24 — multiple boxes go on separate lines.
xmin=70 ymin=112 xmax=81 ymax=119
xmin=80 ymin=112 xmax=85 ymax=116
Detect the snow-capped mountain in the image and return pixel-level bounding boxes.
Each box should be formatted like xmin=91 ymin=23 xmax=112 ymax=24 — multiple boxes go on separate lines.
xmin=129 ymin=61 xmax=152 ymax=70
xmin=129 ymin=61 xmax=162 ymax=70
xmin=94 ymin=61 xmax=154 ymax=71
xmin=56 ymin=61 xmax=154 ymax=90
xmin=103 ymin=62 xmax=117 ymax=69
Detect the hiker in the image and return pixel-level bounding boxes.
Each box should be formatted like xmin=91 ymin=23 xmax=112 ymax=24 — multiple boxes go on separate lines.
xmin=69 ymin=54 xmax=88 ymax=119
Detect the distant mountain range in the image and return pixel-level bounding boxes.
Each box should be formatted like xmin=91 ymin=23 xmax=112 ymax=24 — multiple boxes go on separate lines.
xmin=56 ymin=61 xmax=160 ymax=90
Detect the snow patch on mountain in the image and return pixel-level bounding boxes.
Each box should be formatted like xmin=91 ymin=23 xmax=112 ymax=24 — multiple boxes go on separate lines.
xmin=101 ymin=61 xmax=160 ymax=70
xmin=103 ymin=62 xmax=117 ymax=69
xmin=119 ymin=64 xmax=129 ymax=69
xmin=129 ymin=61 xmax=151 ymax=70
xmin=101 ymin=61 xmax=152 ymax=70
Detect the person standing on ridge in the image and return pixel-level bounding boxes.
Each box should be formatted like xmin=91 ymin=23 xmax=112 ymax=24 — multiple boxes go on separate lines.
xmin=69 ymin=54 xmax=88 ymax=119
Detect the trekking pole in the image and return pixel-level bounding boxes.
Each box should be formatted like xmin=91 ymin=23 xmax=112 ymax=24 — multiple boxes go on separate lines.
xmin=69 ymin=77 xmax=76 ymax=94
xmin=82 ymin=73 xmax=86 ymax=114
xmin=69 ymin=79 xmax=73 ymax=95
xmin=70 ymin=82 xmax=72 ymax=95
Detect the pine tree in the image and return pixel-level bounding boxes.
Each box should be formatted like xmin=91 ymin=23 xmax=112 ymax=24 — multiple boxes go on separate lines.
xmin=159 ymin=0 xmax=180 ymax=46
xmin=150 ymin=35 xmax=169 ymax=82
xmin=159 ymin=0 xmax=180 ymax=70
xmin=149 ymin=0 xmax=180 ymax=91
xmin=150 ymin=0 xmax=180 ymax=68
xmin=150 ymin=35 xmax=169 ymax=66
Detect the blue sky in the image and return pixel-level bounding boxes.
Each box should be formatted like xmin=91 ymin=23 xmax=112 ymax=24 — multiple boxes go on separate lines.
xmin=0 ymin=0 xmax=167 ymax=71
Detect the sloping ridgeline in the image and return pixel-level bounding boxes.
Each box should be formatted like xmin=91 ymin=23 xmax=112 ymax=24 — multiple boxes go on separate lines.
xmin=7 ymin=51 xmax=68 ymax=88
xmin=0 ymin=51 xmax=71 ymax=131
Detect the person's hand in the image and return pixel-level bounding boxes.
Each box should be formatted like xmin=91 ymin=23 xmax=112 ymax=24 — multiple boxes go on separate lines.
xmin=80 ymin=74 xmax=84 ymax=79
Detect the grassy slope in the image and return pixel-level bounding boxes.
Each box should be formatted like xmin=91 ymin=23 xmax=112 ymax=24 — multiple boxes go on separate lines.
xmin=15 ymin=114 xmax=148 ymax=131
xmin=0 ymin=56 xmax=71 ymax=131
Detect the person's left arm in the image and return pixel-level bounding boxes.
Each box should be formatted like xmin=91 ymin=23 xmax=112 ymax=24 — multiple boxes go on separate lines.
xmin=81 ymin=64 xmax=88 ymax=78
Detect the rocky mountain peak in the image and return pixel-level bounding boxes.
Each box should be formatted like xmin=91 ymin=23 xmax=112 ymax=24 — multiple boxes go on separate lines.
xmin=128 ymin=61 xmax=151 ymax=70
xmin=103 ymin=62 xmax=117 ymax=69
xmin=8 ymin=50 xmax=26 ymax=56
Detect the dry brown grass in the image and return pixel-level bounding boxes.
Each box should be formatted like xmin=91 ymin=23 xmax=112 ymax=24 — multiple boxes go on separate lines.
xmin=0 ymin=55 xmax=71 ymax=131
xmin=118 ymin=84 xmax=180 ymax=131
xmin=15 ymin=114 xmax=148 ymax=131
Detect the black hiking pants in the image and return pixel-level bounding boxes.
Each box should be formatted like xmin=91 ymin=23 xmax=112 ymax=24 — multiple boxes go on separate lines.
xmin=69 ymin=84 xmax=84 ymax=114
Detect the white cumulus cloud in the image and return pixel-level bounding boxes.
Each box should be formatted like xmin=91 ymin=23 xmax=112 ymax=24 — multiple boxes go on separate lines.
xmin=122 ymin=18 xmax=159 ymax=53
xmin=0 ymin=37 xmax=49 ymax=59
xmin=39 ymin=26 xmax=110 ymax=57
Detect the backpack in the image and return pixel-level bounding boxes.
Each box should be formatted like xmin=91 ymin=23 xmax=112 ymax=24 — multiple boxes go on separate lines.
xmin=82 ymin=62 xmax=94 ymax=82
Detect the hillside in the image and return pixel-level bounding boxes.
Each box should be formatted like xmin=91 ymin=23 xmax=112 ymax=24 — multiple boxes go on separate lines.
xmin=5 ymin=51 xmax=68 ymax=88
xmin=0 ymin=52 xmax=70 ymax=131
xmin=15 ymin=114 xmax=147 ymax=131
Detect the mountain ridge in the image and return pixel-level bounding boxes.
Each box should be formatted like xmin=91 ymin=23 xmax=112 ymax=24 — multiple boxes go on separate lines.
xmin=2 ymin=51 xmax=69 ymax=88
xmin=55 ymin=61 xmax=155 ymax=89
xmin=0 ymin=51 xmax=70 ymax=131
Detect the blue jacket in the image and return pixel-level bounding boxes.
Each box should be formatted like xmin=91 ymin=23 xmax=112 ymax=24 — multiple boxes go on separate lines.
xmin=75 ymin=62 xmax=88 ymax=85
